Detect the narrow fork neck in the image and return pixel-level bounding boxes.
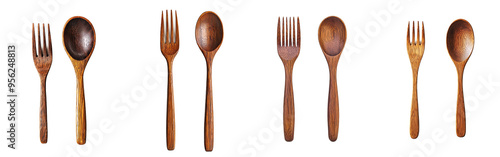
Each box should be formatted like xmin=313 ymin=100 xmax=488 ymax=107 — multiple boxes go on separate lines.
xmin=39 ymin=74 xmax=47 ymax=84
xmin=165 ymin=54 xmax=177 ymax=62
xmin=36 ymin=69 xmax=50 ymax=77
xmin=281 ymin=58 xmax=296 ymax=67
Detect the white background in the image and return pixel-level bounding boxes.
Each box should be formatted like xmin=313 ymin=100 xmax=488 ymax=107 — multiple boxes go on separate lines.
xmin=1 ymin=0 xmax=500 ymax=156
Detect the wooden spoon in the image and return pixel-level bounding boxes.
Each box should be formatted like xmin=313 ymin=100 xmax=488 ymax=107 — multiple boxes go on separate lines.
xmin=62 ymin=16 xmax=96 ymax=145
xmin=318 ymin=16 xmax=346 ymax=142
xmin=195 ymin=11 xmax=223 ymax=151
xmin=446 ymin=19 xmax=474 ymax=137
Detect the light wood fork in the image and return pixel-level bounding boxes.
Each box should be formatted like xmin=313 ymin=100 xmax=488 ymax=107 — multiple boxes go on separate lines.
xmin=406 ymin=21 xmax=425 ymax=139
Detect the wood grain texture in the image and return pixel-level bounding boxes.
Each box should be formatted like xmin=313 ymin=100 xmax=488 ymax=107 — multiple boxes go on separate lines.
xmin=62 ymin=16 xmax=96 ymax=145
xmin=283 ymin=62 xmax=295 ymax=142
xmin=446 ymin=19 xmax=474 ymax=137
xmin=166 ymin=61 xmax=175 ymax=150
xmin=204 ymin=61 xmax=214 ymax=151
xmin=326 ymin=57 xmax=339 ymax=141
xmin=33 ymin=23 xmax=52 ymax=144
xmin=39 ymin=77 xmax=48 ymax=143
xmin=410 ymin=70 xmax=419 ymax=139
xmin=406 ymin=21 xmax=424 ymax=139
xmin=160 ymin=10 xmax=179 ymax=150
xmin=456 ymin=66 xmax=466 ymax=137
xmin=75 ymin=69 xmax=86 ymax=145
xmin=318 ymin=16 xmax=345 ymax=142
xmin=277 ymin=17 xmax=300 ymax=142
xmin=195 ymin=11 xmax=223 ymax=151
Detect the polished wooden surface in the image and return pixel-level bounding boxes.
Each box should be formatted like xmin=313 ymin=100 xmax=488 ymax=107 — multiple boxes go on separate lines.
xmin=446 ymin=19 xmax=474 ymax=137
xmin=195 ymin=11 xmax=223 ymax=151
xmin=406 ymin=21 xmax=425 ymax=139
xmin=318 ymin=16 xmax=346 ymax=142
xmin=32 ymin=23 xmax=52 ymax=144
xmin=62 ymin=16 xmax=96 ymax=145
xmin=160 ymin=10 xmax=179 ymax=150
xmin=277 ymin=17 xmax=300 ymax=142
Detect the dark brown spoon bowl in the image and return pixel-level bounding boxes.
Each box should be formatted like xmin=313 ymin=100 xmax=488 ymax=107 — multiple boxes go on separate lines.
xmin=63 ymin=17 xmax=95 ymax=60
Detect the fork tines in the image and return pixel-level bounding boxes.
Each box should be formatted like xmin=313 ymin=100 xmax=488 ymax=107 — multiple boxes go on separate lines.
xmin=161 ymin=10 xmax=179 ymax=44
xmin=407 ymin=21 xmax=425 ymax=46
xmin=277 ymin=17 xmax=301 ymax=47
xmin=32 ymin=23 xmax=52 ymax=58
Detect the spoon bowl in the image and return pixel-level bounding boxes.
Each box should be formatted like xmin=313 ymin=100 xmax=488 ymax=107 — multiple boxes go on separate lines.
xmin=447 ymin=19 xmax=474 ymax=62
xmin=318 ymin=16 xmax=346 ymax=56
xmin=318 ymin=16 xmax=347 ymax=142
xmin=195 ymin=11 xmax=223 ymax=151
xmin=62 ymin=16 xmax=96 ymax=145
xmin=63 ymin=17 xmax=95 ymax=61
xmin=195 ymin=12 xmax=223 ymax=54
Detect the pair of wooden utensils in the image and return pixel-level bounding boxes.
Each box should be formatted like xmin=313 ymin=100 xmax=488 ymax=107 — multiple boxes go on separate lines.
xmin=160 ymin=10 xmax=223 ymax=151
xmin=277 ymin=16 xmax=346 ymax=142
xmin=32 ymin=16 xmax=95 ymax=144
xmin=408 ymin=19 xmax=474 ymax=139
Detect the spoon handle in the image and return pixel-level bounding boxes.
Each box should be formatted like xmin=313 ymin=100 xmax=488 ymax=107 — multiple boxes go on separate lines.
xmin=204 ymin=63 xmax=214 ymax=151
xmin=283 ymin=66 xmax=294 ymax=142
xmin=410 ymin=71 xmax=419 ymax=139
xmin=166 ymin=61 xmax=175 ymax=150
xmin=76 ymin=72 xmax=86 ymax=145
xmin=327 ymin=64 xmax=339 ymax=142
xmin=39 ymin=76 xmax=48 ymax=144
xmin=456 ymin=70 xmax=466 ymax=137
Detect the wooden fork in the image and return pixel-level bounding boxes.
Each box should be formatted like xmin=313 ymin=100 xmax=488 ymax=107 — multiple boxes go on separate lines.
xmin=277 ymin=17 xmax=300 ymax=142
xmin=406 ymin=21 xmax=425 ymax=139
xmin=32 ymin=23 xmax=52 ymax=144
xmin=160 ymin=10 xmax=179 ymax=150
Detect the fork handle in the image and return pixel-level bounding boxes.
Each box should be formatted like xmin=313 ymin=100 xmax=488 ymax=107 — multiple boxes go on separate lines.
xmin=39 ymin=76 xmax=48 ymax=144
xmin=456 ymin=69 xmax=466 ymax=137
xmin=76 ymin=72 xmax=86 ymax=145
xmin=327 ymin=65 xmax=339 ymax=142
xmin=410 ymin=71 xmax=419 ymax=139
xmin=283 ymin=66 xmax=295 ymax=142
xmin=205 ymin=62 xmax=214 ymax=151
xmin=166 ymin=61 xmax=175 ymax=150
